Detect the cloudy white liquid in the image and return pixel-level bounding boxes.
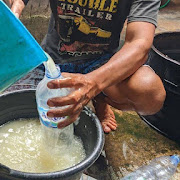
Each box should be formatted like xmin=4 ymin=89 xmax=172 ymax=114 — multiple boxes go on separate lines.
xmin=0 ymin=118 xmax=86 ymax=173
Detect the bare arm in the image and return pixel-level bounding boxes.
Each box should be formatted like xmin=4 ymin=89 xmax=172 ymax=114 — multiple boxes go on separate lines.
xmin=87 ymin=21 xmax=155 ymax=92
xmin=47 ymin=21 xmax=156 ymax=127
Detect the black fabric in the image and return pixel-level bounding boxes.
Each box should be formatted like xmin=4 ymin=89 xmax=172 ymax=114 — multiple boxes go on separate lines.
xmin=22 ymin=0 xmax=29 ymax=5
xmin=49 ymin=0 xmax=58 ymax=29
xmin=43 ymin=0 xmax=160 ymax=63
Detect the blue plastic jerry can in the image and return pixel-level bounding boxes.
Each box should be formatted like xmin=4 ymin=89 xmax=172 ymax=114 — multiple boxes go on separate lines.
xmin=0 ymin=0 xmax=48 ymax=92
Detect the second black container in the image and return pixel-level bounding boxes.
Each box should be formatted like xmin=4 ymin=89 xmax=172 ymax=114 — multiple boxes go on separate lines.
xmin=140 ymin=32 xmax=180 ymax=143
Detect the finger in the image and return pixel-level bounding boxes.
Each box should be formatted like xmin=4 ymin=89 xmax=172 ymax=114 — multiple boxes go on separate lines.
xmin=47 ymin=91 xmax=82 ymax=107
xmin=47 ymin=101 xmax=83 ymax=117
xmin=11 ymin=0 xmax=25 ymax=18
xmin=47 ymin=78 xmax=75 ymax=89
xmin=47 ymin=106 xmax=74 ymax=118
xmin=47 ymin=99 xmax=83 ymax=116
xmin=70 ymin=102 xmax=84 ymax=115
xmin=47 ymin=74 xmax=84 ymax=89
xmin=57 ymin=112 xmax=80 ymax=129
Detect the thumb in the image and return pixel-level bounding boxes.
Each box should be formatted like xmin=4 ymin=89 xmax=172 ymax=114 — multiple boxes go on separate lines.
xmin=11 ymin=0 xmax=25 ymax=18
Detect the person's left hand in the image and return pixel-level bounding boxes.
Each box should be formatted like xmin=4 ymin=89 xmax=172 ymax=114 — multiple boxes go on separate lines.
xmin=9 ymin=0 xmax=25 ymax=18
xmin=47 ymin=72 xmax=100 ymax=128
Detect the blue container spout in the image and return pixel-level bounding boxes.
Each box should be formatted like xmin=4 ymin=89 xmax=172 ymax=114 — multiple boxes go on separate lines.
xmin=0 ymin=0 xmax=48 ymax=92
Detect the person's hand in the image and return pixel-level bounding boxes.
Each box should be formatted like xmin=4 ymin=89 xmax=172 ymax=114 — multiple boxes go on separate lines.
xmin=9 ymin=0 xmax=25 ymax=18
xmin=47 ymin=72 xmax=100 ymax=128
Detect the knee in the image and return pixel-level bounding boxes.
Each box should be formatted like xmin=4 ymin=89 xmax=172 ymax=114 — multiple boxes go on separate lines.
xmin=142 ymin=78 xmax=166 ymax=115
xmin=129 ymin=67 xmax=166 ymax=115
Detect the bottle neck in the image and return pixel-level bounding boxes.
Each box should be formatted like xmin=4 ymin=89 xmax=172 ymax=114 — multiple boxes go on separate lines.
xmin=170 ymin=155 xmax=180 ymax=166
xmin=45 ymin=65 xmax=61 ymax=79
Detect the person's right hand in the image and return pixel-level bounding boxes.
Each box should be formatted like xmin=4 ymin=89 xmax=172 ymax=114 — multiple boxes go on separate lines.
xmin=47 ymin=72 xmax=101 ymax=129
xmin=9 ymin=0 xmax=25 ymax=18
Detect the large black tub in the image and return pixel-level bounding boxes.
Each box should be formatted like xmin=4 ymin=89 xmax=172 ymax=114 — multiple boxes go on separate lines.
xmin=140 ymin=32 xmax=180 ymax=143
xmin=0 ymin=90 xmax=104 ymax=180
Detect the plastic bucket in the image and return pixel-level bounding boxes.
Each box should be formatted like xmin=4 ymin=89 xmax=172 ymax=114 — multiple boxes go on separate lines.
xmin=140 ymin=32 xmax=180 ymax=143
xmin=0 ymin=90 xmax=104 ymax=180
xmin=0 ymin=1 xmax=48 ymax=92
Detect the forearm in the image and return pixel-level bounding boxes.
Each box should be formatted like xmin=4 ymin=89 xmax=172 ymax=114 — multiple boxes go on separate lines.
xmin=88 ymin=39 xmax=150 ymax=92
xmin=87 ymin=21 xmax=156 ymax=94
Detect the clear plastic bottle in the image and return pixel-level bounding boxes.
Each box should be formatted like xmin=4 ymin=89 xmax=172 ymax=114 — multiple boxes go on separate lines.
xmin=36 ymin=55 xmax=74 ymax=151
xmin=121 ymin=155 xmax=180 ymax=180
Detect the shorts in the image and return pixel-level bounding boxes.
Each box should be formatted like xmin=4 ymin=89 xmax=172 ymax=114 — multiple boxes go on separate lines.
xmin=57 ymin=53 xmax=154 ymax=75
xmin=39 ymin=54 xmax=113 ymax=74
xmin=59 ymin=54 xmax=112 ymax=74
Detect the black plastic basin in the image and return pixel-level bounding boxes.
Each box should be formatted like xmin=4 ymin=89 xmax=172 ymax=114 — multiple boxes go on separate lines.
xmin=0 ymin=90 xmax=104 ymax=180
xmin=140 ymin=32 xmax=180 ymax=143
